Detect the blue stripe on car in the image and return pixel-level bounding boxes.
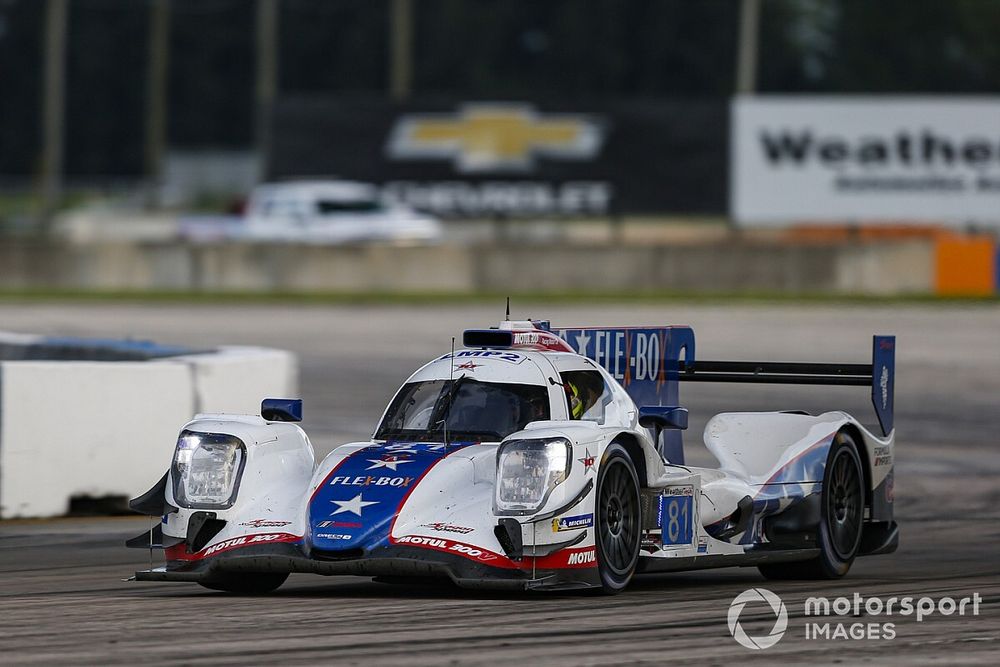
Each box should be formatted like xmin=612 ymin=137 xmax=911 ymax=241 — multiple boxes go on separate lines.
xmin=307 ymin=442 xmax=472 ymax=552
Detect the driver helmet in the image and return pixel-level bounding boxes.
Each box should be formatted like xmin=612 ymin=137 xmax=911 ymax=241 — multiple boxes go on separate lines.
xmin=565 ymin=381 xmax=585 ymax=419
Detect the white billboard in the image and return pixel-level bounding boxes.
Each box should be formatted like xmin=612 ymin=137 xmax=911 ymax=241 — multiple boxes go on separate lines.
xmin=731 ymin=97 xmax=1000 ymax=226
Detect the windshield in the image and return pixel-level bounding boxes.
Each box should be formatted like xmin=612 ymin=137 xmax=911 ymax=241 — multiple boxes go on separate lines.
xmin=375 ymin=378 xmax=550 ymax=442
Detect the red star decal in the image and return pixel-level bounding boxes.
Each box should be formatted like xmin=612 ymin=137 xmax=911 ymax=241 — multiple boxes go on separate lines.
xmin=455 ymin=362 xmax=482 ymax=370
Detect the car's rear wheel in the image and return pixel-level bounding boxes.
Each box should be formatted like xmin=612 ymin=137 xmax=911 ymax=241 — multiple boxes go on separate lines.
xmin=595 ymin=443 xmax=641 ymax=594
xmin=199 ymin=572 xmax=288 ymax=594
xmin=759 ymin=430 xmax=865 ymax=580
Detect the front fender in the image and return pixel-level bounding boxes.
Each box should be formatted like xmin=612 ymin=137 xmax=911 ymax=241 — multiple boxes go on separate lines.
xmin=158 ymin=416 xmax=315 ymax=557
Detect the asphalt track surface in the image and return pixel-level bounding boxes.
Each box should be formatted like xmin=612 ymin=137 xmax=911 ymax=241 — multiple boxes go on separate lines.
xmin=0 ymin=302 xmax=998 ymax=665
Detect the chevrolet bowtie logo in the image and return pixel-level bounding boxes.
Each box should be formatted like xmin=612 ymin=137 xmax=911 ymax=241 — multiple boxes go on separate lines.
xmin=386 ymin=104 xmax=605 ymax=173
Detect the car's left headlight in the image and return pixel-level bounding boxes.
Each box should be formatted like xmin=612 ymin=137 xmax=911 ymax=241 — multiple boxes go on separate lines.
xmin=171 ymin=430 xmax=246 ymax=509
xmin=495 ymin=437 xmax=571 ymax=514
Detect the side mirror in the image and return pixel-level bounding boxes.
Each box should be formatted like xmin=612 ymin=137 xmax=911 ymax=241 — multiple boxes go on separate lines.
xmin=638 ymin=406 xmax=688 ymax=431
xmin=261 ymin=398 xmax=303 ymax=422
xmin=639 ymin=406 xmax=688 ymax=465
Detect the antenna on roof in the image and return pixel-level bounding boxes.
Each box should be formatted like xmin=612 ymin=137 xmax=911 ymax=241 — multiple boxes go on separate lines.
xmin=445 ymin=336 xmax=455 ymax=450
xmin=505 ymin=297 xmax=510 ymax=321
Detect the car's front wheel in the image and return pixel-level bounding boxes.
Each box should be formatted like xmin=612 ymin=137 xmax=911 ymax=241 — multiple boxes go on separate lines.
xmin=594 ymin=443 xmax=641 ymax=594
xmin=199 ymin=572 xmax=288 ymax=594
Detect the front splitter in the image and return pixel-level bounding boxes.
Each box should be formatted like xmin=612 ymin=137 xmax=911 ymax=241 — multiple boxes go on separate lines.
xmin=134 ymin=543 xmax=601 ymax=591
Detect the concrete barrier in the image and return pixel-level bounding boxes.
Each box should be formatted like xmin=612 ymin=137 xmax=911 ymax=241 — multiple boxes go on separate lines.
xmin=166 ymin=346 xmax=298 ymax=415
xmin=0 ymin=238 xmax=939 ymax=295
xmin=0 ymin=336 xmax=297 ymax=518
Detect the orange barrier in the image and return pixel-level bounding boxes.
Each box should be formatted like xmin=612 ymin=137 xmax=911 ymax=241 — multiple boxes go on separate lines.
xmin=934 ymin=234 xmax=996 ymax=296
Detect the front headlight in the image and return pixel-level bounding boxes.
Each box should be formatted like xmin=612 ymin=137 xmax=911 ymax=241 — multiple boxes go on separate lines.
xmin=495 ymin=437 xmax=571 ymax=514
xmin=171 ymin=430 xmax=246 ymax=509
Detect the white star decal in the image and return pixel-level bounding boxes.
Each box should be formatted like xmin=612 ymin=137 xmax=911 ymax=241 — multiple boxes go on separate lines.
xmin=366 ymin=457 xmax=413 ymax=471
xmin=574 ymin=332 xmax=591 ymax=355
xmin=330 ymin=493 xmax=378 ymax=517
xmin=578 ymin=448 xmax=596 ymax=473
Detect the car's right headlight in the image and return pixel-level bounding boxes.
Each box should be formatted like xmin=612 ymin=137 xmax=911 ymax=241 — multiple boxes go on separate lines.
xmin=495 ymin=437 xmax=571 ymax=514
xmin=171 ymin=430 xmax=246 ymax=509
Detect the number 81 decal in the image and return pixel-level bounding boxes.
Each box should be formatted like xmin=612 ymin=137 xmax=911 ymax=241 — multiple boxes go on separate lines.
xmin=658 ymin=485 xmax=694 ymax=546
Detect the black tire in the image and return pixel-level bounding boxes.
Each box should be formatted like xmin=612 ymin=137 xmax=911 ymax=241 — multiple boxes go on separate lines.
xmin=594 ymin=443 xmax=641 ymax=594
xmin=198 ymin=572 xmax=288 ymax=594
xmin=759 ymin=430 xmax=865 ymax=580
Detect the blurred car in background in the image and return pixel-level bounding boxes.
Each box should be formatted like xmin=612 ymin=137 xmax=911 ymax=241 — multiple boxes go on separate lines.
xmin=54 ymin=180 xmax=443 ymax=246
xmin=241 ymin=180 xmax=442 ymax=244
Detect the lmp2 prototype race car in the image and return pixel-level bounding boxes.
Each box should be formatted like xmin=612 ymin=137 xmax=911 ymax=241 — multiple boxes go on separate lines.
xmin=127 ymin=319 xmax=898 ymax=594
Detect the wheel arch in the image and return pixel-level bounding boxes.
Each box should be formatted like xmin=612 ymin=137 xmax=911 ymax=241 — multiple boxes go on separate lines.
xmin=609 ymin=432 xmax=649 ymax=489
xmin=837 ymin=423 xmax=873 ymax=513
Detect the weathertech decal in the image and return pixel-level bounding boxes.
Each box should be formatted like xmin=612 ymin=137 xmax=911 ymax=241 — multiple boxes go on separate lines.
xmin=873 ymin=445 xmax=892 ymax=467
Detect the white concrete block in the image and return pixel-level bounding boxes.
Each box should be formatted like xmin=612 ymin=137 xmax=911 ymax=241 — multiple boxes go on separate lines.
xmin=0 ymin=361 xmax=193 ymax=518
xmin=160 ymin=346 xmax=299 ymax=415
xmin=0 ymin=345 xmax=299 ymax=518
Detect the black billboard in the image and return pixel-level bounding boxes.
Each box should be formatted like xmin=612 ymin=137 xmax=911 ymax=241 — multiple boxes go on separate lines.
xmin=269 ymin=96 xmax=727 ymax=217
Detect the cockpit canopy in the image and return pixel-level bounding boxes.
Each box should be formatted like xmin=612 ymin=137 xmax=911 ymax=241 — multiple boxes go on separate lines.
xmin=375 ymin=378 xmax=550 ymax=443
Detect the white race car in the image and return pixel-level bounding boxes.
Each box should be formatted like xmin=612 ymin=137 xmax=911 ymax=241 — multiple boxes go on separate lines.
xmin=128 ymin=319 xmax=898 ymax=594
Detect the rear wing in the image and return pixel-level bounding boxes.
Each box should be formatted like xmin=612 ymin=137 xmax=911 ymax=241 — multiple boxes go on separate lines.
xmin=550 ymin=325 xmax=895 ymax=438
xmin=676 ymin=336 xmax=895 ymax=436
